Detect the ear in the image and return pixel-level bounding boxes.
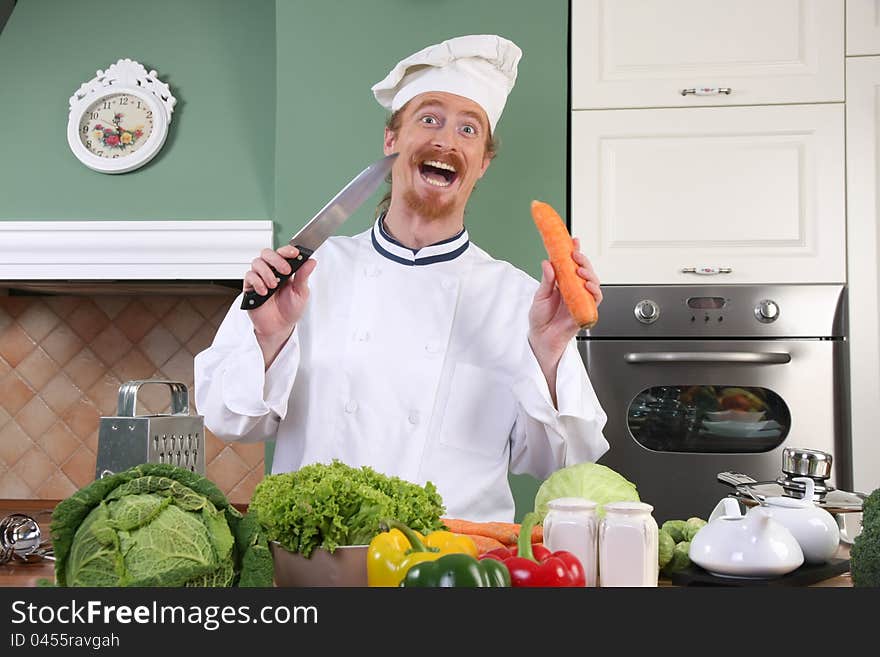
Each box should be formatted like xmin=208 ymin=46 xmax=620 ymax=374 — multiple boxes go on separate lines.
xmin=383 ymin=127 xmax=397 ymax=156
xmin=478 ymin=154 xmax=491 ymax=179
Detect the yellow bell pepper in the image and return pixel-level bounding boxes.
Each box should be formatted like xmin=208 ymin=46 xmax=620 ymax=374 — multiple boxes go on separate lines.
xmin=367 ymin=520 xmax=479 ymax=587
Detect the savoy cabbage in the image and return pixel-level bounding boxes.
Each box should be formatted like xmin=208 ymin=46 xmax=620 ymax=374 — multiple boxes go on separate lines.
xmin=51 ymin=463 xmax=273 ymax=587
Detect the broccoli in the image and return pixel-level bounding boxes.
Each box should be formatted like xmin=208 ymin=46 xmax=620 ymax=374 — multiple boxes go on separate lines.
xmin=850 ymin=488 xmax=880 ymax=587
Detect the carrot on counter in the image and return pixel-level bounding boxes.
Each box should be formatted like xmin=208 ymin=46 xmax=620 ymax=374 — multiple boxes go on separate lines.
xmin=441 ymin=518 xmax=543 ymax=546
xmin=463 ymin=534 xmax=507 ymax=555
xmin=530 ymin=199 xmax=598 ymax=329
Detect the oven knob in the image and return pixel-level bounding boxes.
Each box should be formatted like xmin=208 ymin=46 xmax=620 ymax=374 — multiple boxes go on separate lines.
xmin=634 ymin=299 xmax=660 ymax=324
xmin=754 ymin=299 xmax=779 ymax=323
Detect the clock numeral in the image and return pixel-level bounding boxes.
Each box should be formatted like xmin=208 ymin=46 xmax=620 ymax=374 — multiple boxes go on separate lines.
xmin=113 ymin=154 xmax=119 ymax=159
xmin=97 ymin=150 xmax=104 ymax=156
xmin=91 ymin=112 xmax=99 ymax=120
xmin=81 ymin=125 xmax=88 ymax=134
xmin=136 ymin=101 xmax=142 ymax=109
xmin=120 ymin=96 xmax=129 ymax=105
xmin=86 ymin=140 xmax=92 ymax=149
xmin=146 ymin=111 xmax=153 ymax=118
xmin=103 ymin=101 xmax=111 ymax=110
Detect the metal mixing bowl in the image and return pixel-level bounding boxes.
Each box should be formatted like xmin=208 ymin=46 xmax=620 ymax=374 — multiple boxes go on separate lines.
xmin=270 ymin=542 xmax=369 ymax=587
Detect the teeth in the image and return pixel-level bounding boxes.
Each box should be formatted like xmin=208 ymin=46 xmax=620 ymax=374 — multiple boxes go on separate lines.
xmin=422 ymin=160 xmax=457 ymax=173
xmin=424 ymin=177 xmax=451 ymax=187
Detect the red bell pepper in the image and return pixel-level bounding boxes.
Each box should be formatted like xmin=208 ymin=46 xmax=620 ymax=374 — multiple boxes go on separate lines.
xmin=479 ymin=512 xmax=586 ymax=587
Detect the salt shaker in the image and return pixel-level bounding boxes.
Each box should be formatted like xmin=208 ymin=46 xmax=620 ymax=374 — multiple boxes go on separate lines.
xmin=598 ymin=501 xmax=659 ymax=587
xmin=543 ymin=497 xmax=598 ymax=587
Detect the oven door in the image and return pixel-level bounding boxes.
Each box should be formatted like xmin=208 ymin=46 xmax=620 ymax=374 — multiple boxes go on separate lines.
xmin=579 ymin=338 xmax=847 ymax=522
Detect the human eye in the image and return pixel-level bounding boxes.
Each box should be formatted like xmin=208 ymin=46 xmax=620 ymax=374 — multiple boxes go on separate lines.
xmin=460 ymin=123 xmax=478 ymax=136
xmin=419 ymin=115 xmax=438 ymax=125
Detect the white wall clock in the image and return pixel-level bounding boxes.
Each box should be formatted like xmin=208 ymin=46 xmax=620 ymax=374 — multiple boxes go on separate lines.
xmin=67 ymin=58 xmax=177 ymax=174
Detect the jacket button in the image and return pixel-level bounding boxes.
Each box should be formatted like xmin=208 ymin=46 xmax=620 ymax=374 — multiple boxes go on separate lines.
xmin=408 ymin=412 xmax=420 ymax=425
xmin=345 ymin=400 xmax=358 ymax=413
xmin=364 ymin=265 xmax=381 ymax=277
xmin=441 ymin=278 xmax=455 ymax=291
xmin=425 ymin=342 xmax=442 ymax=354
xmin=356 ymin=330 xmax=370 ymax=342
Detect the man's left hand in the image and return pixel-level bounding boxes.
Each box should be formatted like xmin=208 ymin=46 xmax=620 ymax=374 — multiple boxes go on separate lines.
xmin=528 ymin=238 xmax=602 ymax=400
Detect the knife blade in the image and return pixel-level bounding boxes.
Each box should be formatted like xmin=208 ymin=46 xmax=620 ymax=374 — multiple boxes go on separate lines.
xmin=241 ymin=151 xmax=398 ymax=310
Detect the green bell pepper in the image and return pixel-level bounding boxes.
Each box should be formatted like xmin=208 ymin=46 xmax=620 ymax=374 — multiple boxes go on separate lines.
xmin=400 ymin=552 xmax=511 ymax=588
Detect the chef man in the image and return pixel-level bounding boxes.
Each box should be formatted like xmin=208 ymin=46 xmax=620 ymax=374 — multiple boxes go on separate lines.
xmin=194 ymin=34 xmax=609 ymax=522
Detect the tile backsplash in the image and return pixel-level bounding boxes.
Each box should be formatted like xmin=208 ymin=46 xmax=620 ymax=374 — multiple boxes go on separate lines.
xmin=0 ymin=292 xmax=265 ymax=504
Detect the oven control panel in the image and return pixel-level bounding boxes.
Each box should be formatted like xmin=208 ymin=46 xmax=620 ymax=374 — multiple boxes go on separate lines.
xmin=631 ymin=296 xmax=783 ymax=326
xmin=582 ymin=285 xmax=843 ymax=340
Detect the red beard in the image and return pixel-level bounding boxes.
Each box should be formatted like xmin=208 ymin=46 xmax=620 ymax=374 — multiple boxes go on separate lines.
xmin=402 ymin=186 xmax=456 ymax=219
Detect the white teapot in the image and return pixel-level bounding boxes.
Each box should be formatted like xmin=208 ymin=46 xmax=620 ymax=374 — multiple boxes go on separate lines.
xmin=746 ymin=477 xmax=840 ymax=564
xmin=690 ymin=498 xmax=804 ymax=578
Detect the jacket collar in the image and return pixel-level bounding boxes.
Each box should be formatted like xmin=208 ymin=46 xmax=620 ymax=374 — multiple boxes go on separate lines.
xmin=371 ymin=213 xmax=470 ymax=266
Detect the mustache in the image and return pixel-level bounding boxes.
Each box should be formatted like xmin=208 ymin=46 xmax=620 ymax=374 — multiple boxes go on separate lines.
xmin=412 ymin=148 xmax=465 ymax=172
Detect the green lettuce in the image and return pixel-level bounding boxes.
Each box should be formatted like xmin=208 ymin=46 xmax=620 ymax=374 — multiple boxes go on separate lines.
xmin=534 ymin=462 xmax=640 ymax=520
xmin=50 ymin=463 xmax=273 ymax=587
xmin=249 ymin=459 xmax=445 ymax=557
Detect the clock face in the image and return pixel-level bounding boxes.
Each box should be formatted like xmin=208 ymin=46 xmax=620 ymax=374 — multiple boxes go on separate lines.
xmin=77 ymin=92 xmax=154 ymax=159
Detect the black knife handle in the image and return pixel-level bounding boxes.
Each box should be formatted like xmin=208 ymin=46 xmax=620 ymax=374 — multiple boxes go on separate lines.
xmin=240 ymin=246 xmax=314 ymax=310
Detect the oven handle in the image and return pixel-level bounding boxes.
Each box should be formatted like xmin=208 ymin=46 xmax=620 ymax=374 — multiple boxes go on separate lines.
xmin=624 ymin=351 xmax=792 ymax=364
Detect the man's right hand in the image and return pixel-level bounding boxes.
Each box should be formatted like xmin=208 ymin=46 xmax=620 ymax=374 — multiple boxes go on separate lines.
xmin=243 ymin=245 xmax=317 ymax=366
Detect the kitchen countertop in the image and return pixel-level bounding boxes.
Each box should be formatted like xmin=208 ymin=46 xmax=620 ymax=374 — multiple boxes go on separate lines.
xmin=0 ymin=499 xmax=854 ymax=588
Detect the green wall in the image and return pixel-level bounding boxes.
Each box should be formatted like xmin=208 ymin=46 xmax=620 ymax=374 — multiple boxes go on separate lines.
xmin=0 ymin=0 xmax=276 ymax=220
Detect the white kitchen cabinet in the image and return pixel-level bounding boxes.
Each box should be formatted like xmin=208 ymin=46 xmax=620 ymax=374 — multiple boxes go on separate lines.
xmin=570 ymin=103 xmax=845 ymax=285
xmin=844 ymin=57 xmax=880 ymax=494
xmin=571 ymin=0 xmax=844 ymax=109
xmin=846 ymin=0 xmax=880 ymax=55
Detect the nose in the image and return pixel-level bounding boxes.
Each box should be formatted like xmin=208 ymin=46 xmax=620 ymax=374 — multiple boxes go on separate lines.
xmin=431 ymin=123 xmax=458 ymax=149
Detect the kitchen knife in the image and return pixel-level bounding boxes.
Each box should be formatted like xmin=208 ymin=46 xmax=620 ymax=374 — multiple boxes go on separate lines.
xmin=241 ymin=152 xmax=398 ymax=310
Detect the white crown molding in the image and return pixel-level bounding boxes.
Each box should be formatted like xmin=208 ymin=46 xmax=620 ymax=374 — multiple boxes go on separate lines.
xmin=0 ymin=220 xmax=273 ymax=279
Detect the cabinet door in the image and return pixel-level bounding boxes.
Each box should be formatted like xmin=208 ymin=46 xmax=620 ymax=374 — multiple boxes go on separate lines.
xmin=570 ymin=104 xmax=845 ymax=285
xmin=845 ymin=57 xmax=880 ymax=493
xmin=847 ymin=0 xmax=880 ymax=55
xmin=571 ymin=0 xmax=844 ymax=109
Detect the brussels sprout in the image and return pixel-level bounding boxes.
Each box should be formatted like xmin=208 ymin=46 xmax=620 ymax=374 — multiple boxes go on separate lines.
xmin=663 ymin=541 xmax=692 ymax=574
xmin=660 ymin=519 xmax=688 ymax=543
xmin=658 ymin=530 xmax=675 ymax=569
xmin=683 ymin=517 xmax=708 ymax=541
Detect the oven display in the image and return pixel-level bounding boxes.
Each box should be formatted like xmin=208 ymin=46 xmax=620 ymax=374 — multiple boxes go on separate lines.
xmin=686 ymin=296 xmax=727 ymax=310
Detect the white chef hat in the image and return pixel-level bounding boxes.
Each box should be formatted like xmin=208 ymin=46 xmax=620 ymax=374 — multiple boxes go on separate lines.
xmin=371 ymin=34 xmax=522 ymax=133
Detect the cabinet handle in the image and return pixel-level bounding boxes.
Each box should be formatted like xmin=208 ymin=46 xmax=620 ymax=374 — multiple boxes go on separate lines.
xmin=681 ymin=266 xmax=733 ymax=275
xmin=680 ymin=87 xmax=732 ymax=96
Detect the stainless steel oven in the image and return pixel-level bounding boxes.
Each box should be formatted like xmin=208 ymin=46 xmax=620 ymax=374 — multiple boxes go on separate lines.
xmin=578 ymin=284 xmax=850 ymax=523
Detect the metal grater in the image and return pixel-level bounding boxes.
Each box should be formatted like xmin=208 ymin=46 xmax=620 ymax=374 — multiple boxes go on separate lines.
xmin=95 ymin=380 xmax=205 ymax=479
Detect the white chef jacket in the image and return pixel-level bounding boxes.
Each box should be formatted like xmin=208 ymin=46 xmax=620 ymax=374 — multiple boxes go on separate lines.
xmin=194 ymin=216 xmax=608 ymax=521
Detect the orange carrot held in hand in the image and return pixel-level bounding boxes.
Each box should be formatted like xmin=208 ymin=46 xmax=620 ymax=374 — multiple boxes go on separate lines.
xmin=531 ymin=200 xmax=598 ymax=329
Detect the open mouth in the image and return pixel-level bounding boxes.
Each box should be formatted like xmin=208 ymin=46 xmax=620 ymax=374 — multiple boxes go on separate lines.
xmin=418 ymin=160 xmax=459 ymax=188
